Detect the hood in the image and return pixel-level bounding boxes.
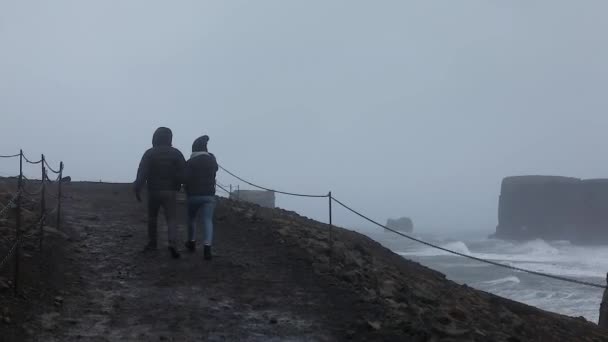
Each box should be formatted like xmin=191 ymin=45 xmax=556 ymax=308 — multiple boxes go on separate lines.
xmin=192 ymin=135 xmax=209 ymax=152
xmin=152 ymin=127 xmax=173 ymax=147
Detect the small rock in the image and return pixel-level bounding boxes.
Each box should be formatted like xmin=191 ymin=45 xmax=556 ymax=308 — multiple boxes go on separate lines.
xmin=341 ymin=269 xmax=361 ymax=283
xmin=379 ymin=280 xmax=397 ymax=298
xmin=449 ymin=308 xmax=467 ymax=322
xmin=65 ymin=318 xmax=79 ymax=325
xmin=442 ymin=327 xmax=471 ymax=337
xmin=43 ymin=226 xmax=70 ymax=239
xmin=367 ymin=320 xmax=382 ymax=330
xmin=437 ymin=316 xmax=451 ymax=325
xmin=3 ymin=316 xmax=11 ymax=324
xmin=346 ymin=330 xmax=356 ymax=339
xmin=0 ymin=278 xmax=9 ymax=291
xmin=269 ymin=318 xmax=278 ymax=324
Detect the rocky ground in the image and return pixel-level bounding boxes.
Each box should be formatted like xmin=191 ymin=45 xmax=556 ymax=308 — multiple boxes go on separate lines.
xmin=1 ymin=181 xmax=608 ymax=341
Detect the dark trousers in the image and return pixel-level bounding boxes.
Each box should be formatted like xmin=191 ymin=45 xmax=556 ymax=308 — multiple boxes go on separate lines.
xmin=148 ymin=191 xmax=178 ymax=248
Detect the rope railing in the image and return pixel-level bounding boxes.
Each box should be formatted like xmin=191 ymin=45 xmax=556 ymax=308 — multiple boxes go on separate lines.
xmin=22 ymin=186 xmax=44 ymax=198
xmin=21 ymin=176 xmax=46 ymax=197
xmin=0 ymin=242 xmax=18 ymax=270
xmin=0 ymin=213 xmax=50 ymax=268
xmin=0 ymin=191 xmax=20 ymax=218
xmin=44 ymin=159 xmax=61 ymax=174
xmin=220 ymin=166 xmax=607 ymax=290
xmin=0 ymin=154 xmax=20 ymax=159
xmin=216 ymin=183 xmax=231 ymax=195
xmin=22 ymin=153 xmax=42 ymax=165
xmin=219 ymin=165 xmax=329 ymax=198
xmin=20 ymin=213 xmax=48 ymax=241
xmin=0 ymin=150 xmax=64 ymax=294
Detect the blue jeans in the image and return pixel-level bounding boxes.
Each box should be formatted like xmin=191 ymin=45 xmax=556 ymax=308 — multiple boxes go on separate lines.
xmin=187 ymin=196 xmax=217 ymax=246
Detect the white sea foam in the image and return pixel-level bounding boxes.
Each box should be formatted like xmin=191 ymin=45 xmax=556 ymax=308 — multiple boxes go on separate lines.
xmin=483 ymin=276 xmax=521 ymax=286
xmin=398 ymin=241 xmax=471 ymax=257
xmin=393 ymin=236 xmax=608 ymax=322
xmin=398 ymin=238 xmax=608 ymax=279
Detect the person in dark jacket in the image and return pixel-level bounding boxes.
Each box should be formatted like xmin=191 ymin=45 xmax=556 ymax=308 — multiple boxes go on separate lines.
xmin=184 ymin=135 xmax=218 ymax=260
xmin=134 ymin=127 xmax=186 ymax=259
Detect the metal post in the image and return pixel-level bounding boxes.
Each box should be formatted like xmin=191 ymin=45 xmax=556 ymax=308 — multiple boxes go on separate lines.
xmin=39 ymin=154 xmax=46 ymax=250
xmin=236 ymin=185 xmax=240 ymax=201
xmin=56 ymin=162 xmax=63 ymax=230
xmin=230 ymin=184 xmax=233 ymax=199
xmin=328 ymin=191 xmax=333 ymax=267
xmin=14 ymin=150 xmax=23 ymax=295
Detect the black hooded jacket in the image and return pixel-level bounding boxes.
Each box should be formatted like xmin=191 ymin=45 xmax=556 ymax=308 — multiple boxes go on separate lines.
xmin=134 ymin=127 xmax=186 ymax=193
xmin=185 ymin=152 xmax=218 ymax=196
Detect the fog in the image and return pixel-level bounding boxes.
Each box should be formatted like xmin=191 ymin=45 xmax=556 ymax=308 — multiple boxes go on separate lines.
xmin=1 ymin=1 xmax=607 ymax=234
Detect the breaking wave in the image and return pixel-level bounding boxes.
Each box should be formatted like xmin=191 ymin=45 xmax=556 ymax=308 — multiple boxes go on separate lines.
xmin=397 ymin=238 xmax=608 ymax=279
xmin=483 ymin=276 xmax=521 ymax=286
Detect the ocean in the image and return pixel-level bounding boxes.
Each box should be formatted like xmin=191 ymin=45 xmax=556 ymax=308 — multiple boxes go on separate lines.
xmin=355 ymin=228 xmax=606 ymax=323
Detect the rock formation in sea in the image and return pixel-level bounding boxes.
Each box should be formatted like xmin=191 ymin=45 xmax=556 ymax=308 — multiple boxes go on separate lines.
xmin=386 ymin=217 xmax=414 ymax=233
xmin=495 ymin=175 xmax=608 ymax=243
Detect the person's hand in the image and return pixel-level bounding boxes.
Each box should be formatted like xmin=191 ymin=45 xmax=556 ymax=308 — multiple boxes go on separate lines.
xmin=135 ymin=192 xmax=142 ymax=202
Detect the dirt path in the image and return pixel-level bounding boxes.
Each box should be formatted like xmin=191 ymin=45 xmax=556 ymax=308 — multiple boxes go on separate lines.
xmin=30 ymin=183 xmax=359 ymax=341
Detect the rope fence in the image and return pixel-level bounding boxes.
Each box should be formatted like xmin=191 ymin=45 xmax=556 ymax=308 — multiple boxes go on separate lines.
xmin=44 ymin=159 xmax=61 ymax=174
xmin=219 ymin=164 xmax=607 ymax=290
xmin=0 ymin=150 xmax=65 ymax=294
xmin=219 ymin=165 xmax=328 ymax=198
xmin=22 ymin=153 xmax=43 ymax=165
xmin=215 ymin=183 xmax=231 ymax=196
xmin=0 ymin=191 xmax=21 ymax=218
xmin=0 ymin=154 xmax=20 ymax=159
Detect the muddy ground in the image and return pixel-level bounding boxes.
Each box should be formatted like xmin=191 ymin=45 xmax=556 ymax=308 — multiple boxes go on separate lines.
xmin=6 ymin=182 xmax=365 ymax=341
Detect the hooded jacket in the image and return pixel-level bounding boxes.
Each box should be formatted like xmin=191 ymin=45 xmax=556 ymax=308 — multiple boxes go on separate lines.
xmin=134 ymin=127 xmax=186 ymax=193
xmin=185 ymin=151 xmax=218 ymax=196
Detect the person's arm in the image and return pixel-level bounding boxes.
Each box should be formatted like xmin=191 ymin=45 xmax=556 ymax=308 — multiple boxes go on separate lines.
xmin=134 ymin=150 xmax=151 ymax=201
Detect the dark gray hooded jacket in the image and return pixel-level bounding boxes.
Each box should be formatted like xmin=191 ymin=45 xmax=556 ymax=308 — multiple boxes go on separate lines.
xmin=134 ymin=127 xmax=186 ymax=193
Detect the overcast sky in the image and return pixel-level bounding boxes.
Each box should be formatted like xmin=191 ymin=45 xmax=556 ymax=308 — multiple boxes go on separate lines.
xmin=1 ymin=1 xmax=607 ymax=234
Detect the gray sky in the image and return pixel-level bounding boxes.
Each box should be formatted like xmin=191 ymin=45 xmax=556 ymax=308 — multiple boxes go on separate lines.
xmin=1 ymin=1 xmax=607 ymax=233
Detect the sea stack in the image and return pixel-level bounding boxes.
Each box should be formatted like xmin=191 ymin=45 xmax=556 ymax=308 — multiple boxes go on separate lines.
xmin=495 ymin=175 xmax=608 ymax=244
xmin=386 ymin=217 xmax=414 ymax=234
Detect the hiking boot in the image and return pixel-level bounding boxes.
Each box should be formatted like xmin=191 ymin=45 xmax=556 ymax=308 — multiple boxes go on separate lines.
xmin=168 ymin=246 xmax=181 ymax=259
xmin=143 ymin=242 xmax=157 ymax=252
xmin=185 ymin=241 xmax=196 ymax=252
xmin=204 ymin=245 xmax=212 ymax=261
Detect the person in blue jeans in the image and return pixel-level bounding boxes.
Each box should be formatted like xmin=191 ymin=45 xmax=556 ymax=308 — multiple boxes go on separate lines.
xmin=184 ymin=135 xmax=218 ymax=260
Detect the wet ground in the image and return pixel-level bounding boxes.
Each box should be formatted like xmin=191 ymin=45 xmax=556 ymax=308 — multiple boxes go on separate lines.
xmin=26 ymin=182 xmax=359 ymax=341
